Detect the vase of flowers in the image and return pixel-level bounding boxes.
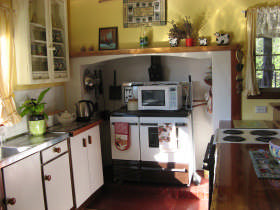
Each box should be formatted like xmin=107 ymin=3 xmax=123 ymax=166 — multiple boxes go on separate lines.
xmin=183 ymin=16 xmax=193 ymax=47
xmin=19 ymin=88 xmax=50 ymax=136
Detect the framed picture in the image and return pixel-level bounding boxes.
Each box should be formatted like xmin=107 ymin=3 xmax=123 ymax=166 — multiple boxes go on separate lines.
xmin=99 ymin=27 xmax=118 ymax=50
xmin=123 ymin=0 xmax=166 ymax=28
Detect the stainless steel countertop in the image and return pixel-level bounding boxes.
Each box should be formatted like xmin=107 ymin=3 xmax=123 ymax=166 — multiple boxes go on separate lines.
xmin=47 ymin=117 xmax=102 ymax=134
xmin=0 ymin=132 xmax=69 ymax=168
xmin=0 ymin=117 xmax=102 ymax=168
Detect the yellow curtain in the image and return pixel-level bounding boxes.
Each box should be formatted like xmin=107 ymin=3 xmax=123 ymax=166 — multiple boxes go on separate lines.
xmin=245 ymin=8 xmax=260 ymax=96
xmin=0 ymin=6 xmax=21 ymax=126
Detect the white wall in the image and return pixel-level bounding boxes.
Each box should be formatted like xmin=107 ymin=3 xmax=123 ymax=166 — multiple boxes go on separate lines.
xmin=67 ymin=51 xmax=232 ymax=170
xmin=83 ymin=56 xmax=213 ymax=169
xmin=3 ymin=86 xmax=65 ymax=139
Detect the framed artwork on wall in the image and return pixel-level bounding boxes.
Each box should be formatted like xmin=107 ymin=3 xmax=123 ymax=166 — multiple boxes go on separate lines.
xmin=99 ymin=27 xmax=118 ymax=50
xmin=123 ymin=0 xmax=166 ymax=28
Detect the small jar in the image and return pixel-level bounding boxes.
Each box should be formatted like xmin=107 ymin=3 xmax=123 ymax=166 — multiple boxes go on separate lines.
xmin=127 ymin=99 xmax=138 ymax=111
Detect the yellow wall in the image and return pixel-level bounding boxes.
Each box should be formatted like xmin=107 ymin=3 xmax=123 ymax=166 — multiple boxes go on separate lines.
xmin=69 ymin=0 xmax=280 ymax=120
xmin=68 ymin=0 xmax=272 ymax=52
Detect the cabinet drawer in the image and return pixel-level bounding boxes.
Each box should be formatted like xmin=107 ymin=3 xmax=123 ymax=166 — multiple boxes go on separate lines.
xmin=42 ymin=140 xmax=68 ymax=163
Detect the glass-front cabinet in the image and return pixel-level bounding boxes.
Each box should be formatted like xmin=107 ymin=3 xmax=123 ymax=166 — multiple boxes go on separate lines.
xmin=13 ymin=0 xmax=69 ymax=84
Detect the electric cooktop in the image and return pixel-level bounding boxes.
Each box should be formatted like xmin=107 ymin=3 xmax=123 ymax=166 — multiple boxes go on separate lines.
xmin=215 ymin=129 xmax=280 ymax=144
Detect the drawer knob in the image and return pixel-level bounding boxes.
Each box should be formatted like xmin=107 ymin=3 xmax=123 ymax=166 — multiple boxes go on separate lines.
xmin=6 ymin=198 xmax=16 ymax=205
xmin=53 ymin=147 xmax=61 ymax=153
xmin=44 ymin=175 xmax=52 ymax=181
xmin=83 ymin=138 xmax=87 ymax=147
xmin=88 ymin=135 xmax=92 ymax=144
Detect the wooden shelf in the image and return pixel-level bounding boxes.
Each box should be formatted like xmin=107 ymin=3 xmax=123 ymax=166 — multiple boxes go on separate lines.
xmin=70 ymin=45 xmax=240 ymax=58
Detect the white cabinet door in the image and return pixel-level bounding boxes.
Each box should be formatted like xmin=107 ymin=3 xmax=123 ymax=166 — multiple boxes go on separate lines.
xmin=3 ymin=153 xmax=45 ymax=210
xmin=43 ymin=153 xmax=73 ymax=210
xmin=70 ymin=125 xmax=104 ymax=208
xmin=70 ymin=132 xmax=91 ymax=207
xmin=13 ymin=0 xmax=70 ymax=84
xmin=86 ymin=125 xmax=104 ymax=193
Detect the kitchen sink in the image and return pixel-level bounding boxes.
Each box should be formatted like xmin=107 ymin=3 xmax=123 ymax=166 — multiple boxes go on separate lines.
xmin=0 ymin=132 xmax=68 ymax=159
xmin=0 ymin=146 xmax=31 ymax=158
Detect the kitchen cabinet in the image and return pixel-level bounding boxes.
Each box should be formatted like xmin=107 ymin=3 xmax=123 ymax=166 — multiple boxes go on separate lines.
xmin=42 ymin=141 xmax=73 ymax=210
xmin=86 ymin=126 xmax=104 ymax=193
xmin=2 ymin=153 xmax=45 ymax=210
xmin=13 ymin=0 xmax=70 ymax=84
xmin=70 ymin=125 xmax=104 ymax=207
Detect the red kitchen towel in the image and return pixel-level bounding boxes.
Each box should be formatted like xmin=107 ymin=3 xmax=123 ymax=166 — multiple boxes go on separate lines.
xmin=114 ymin=122 xmax=130 ymax=151
xmin=158 ymin=123 xmax=177 ymax=152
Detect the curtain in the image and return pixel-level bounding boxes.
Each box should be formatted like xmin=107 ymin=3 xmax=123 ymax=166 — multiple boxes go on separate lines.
xmin=0 ymin=7 xmax=21 ymax=126
xmin=257 ymin=7 xmax=280 ymax=37
xmin=245 ymin=8 xmax=260 ymax=96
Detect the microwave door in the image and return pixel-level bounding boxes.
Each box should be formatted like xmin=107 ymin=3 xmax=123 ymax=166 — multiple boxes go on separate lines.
xmin=140 ymin=89 xmax=169 ymax=110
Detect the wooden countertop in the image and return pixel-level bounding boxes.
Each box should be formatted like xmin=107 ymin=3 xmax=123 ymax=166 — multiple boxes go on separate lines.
xmin=219 ymin=120 xmax=278 ymax=129
xmin=270 ymin=103 xmax=280 ymax=111
xmin=211 ymin=143 xmax=280 ymax=210
xmin=212 ymin=120 xmax=280 ymax=210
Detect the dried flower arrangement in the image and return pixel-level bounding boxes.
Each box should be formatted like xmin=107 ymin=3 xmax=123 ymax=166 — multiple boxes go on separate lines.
xmin=168 ymin=16 xmax=193 ymax=47
xmin=183 ymin=16 xmax=192 ymax=38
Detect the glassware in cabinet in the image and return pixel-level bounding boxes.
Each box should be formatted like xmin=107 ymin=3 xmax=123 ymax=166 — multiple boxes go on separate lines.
xmin=50 ymin=0 xmax=69 ymax=80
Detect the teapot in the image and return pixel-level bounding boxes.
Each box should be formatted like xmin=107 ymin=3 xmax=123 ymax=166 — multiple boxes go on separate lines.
xmin=56 ymin=111 xmax=76 ymax=125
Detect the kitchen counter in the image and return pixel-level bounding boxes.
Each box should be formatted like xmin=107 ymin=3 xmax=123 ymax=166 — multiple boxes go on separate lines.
xmin=211 ymin=120 xmax=280 ymax=210
xmin=111 ymin=107 xmax=191 ymax=117
xmin=48 ymin=117 xmax=102 ymax=136
xmin=219 ymin=120 xmax=278 ymax=129
xmin=0 ymin=117 xmax=102 ymax=168
xmin=0 ymin=132 xmax=69 ymax=168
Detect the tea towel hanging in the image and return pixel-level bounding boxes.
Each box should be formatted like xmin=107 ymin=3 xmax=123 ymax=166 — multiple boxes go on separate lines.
xmin=114 ymin=122 xmax=130 ymax=151
xmin=158 ymin=123 xmax=177 ymax=152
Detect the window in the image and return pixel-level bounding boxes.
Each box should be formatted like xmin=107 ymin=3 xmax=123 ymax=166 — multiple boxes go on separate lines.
xmin=245 ymin=6 xmax=280 ymax=98
xmin=256 ymin=37 xmax=280 ymax=88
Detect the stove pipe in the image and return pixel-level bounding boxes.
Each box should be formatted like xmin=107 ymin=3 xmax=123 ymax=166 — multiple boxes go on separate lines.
xmin=148 ymin=56 xmax=163 ymax=81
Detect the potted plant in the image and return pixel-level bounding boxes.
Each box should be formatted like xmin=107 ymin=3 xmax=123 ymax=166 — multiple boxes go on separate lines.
xmin=183 ymin=16 xmax=193 ymax=47
xmin=19 ymin=88 xmax=50 ymax=136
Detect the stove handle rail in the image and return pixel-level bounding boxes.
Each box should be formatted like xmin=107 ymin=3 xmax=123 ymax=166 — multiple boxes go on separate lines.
xmin=140 ymin=123 xmax=187 ymax=127
xmin=111 ymin=122 xmax=138 ymax=126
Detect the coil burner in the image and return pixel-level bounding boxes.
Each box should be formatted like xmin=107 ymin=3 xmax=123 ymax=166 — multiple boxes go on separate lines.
xmin=223 ymin=130 xmax=244 ymax=135
xmin=223 ymin=136 xmax=246 ymax=142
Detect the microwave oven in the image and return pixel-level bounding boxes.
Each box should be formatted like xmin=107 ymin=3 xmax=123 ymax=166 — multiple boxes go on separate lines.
xmin=138 ymin=85 xmax=182 ymax=110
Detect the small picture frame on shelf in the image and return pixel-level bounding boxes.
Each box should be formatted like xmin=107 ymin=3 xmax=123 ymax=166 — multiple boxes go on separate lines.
xmin=99 ymin=27 xmax=118 ymax=50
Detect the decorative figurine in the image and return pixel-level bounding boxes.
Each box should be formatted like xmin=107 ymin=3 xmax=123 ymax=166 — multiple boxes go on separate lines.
xmin=199 ymin=38 xmax=208 ymax=46
xmin=88 ymin=46 xmax=94 ymax=51
xmin=215 ymin=32 xmax=230 ymax=45
xmin=80 ymin=46 xmax=86 ymax=52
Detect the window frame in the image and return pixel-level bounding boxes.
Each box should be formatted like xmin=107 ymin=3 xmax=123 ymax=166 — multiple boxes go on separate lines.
xmin=249 ymin=35 xmax=280 ymax=99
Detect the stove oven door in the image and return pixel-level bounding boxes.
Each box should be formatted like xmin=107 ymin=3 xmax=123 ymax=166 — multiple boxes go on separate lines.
xmin=139 ymin=117 xmax=193 ymax=164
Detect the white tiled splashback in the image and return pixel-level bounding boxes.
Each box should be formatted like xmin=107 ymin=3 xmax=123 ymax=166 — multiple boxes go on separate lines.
xmin=3 ymin=86 xmax=65 ymax=139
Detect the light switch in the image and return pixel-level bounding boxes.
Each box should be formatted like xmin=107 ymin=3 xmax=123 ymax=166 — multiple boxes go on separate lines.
xmin=255 ymin=106 xmax=267 ymax=113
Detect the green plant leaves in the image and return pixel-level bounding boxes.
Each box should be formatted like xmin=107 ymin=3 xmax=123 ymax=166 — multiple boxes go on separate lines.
xmin=19 ymin=88 xmax=50 ymax=118
xmin=37 ymin=88 xmax=50 ymax=104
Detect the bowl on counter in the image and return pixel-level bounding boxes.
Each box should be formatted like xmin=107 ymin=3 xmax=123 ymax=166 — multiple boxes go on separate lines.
xmin=269 ymin=139 xmax=280 ymax=163
xmin=56 ymin=111 xmax=76 ymax=125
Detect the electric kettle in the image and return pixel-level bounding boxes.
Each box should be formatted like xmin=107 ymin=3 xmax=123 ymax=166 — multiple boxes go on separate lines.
xmin=75 ymin=100 xmax=95 ymax=121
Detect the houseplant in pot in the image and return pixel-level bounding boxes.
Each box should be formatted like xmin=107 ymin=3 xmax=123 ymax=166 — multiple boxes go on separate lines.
xmin=19 ymin=88 xmax=50 ymax=136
